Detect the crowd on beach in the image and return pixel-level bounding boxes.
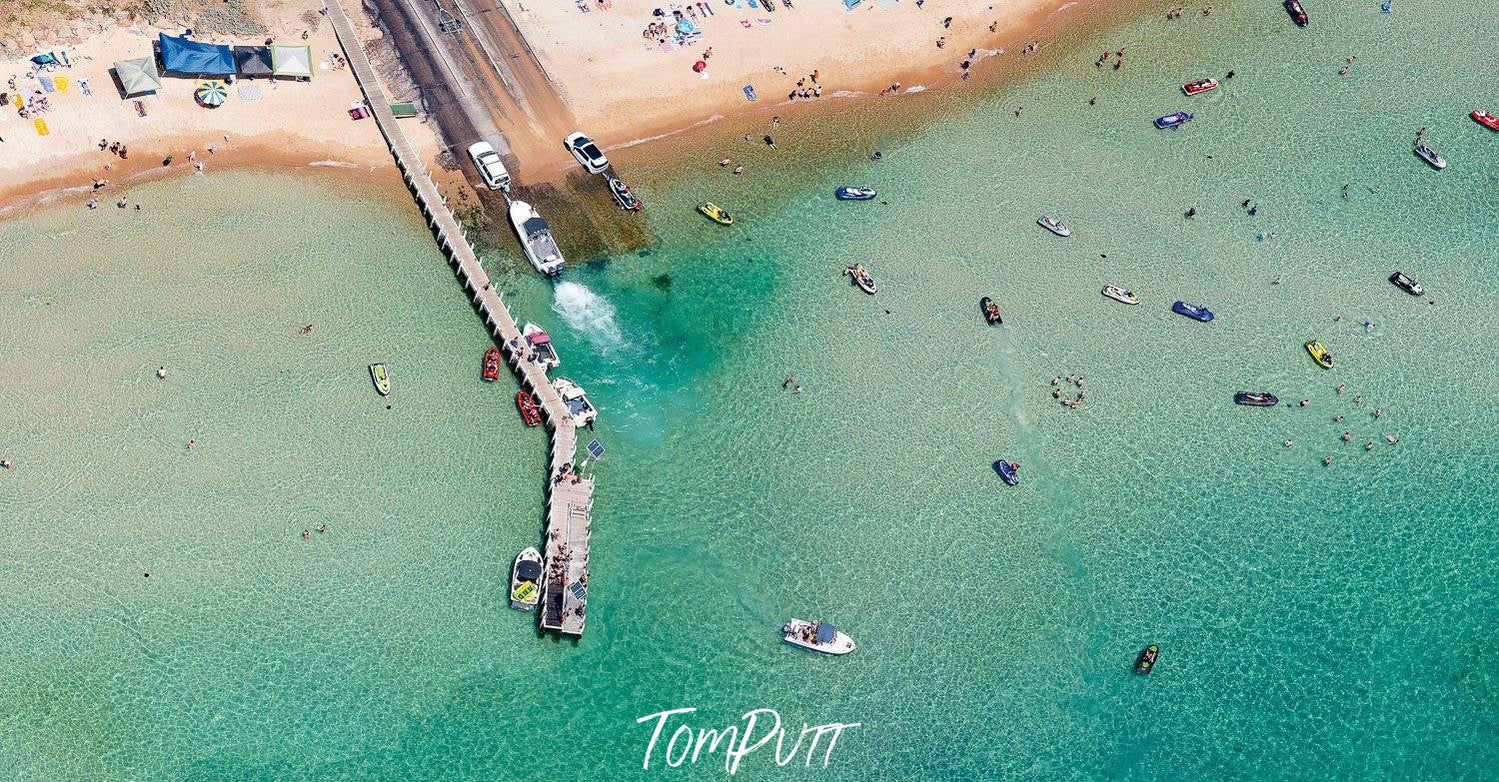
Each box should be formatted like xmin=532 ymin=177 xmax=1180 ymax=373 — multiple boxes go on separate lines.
xmin=76 ymin=132 xmax=233 ymax=211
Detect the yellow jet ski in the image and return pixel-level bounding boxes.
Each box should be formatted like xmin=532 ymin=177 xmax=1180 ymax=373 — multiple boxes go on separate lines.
xmin=1304 ymin=340 xmax=1333 ymax=369
xmin=698 ymin=202 xmax=733 ymax=225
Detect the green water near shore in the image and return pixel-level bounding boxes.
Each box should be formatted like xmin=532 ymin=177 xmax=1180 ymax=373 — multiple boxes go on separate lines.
xmin=3 ymin=0 xmax=1497 ymax=779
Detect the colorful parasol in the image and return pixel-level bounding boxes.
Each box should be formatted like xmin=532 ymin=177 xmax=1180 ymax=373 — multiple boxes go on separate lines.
xmin=194 ymin=80 xmax=228 ymax=107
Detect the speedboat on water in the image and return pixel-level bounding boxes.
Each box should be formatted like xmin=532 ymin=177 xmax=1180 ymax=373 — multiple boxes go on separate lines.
xmin=509 ymin=547 xmax=542 ymax=610
xmin=1389 ymin=271 xmax=1424 ymax=296
xmin=698 ymin=201 xmax=733 ymax=225
xmin=1284 ymin=0 xmax=1308 ymax=27
xmin=1182 ymin=77 xmax=1219 ymax=96
xmin=1155 ymin=111 xmax=1194 ymax=129
xmin=835 ymin=186 xmax=877 ymax=200
xmin=1102 ymin=285 xmax=1140 ymax=305
xmin=552 ymin=377 xmax=597 ymax=427
xmin=1172 ymin=300 xmax=1214 ymax=322
xmin=781 ymin=618 xmax=856 ymax=655
xmin=608 ymin=177 xmax=643 ymax=211
xmin=522 ymin=322 xmax=561 ymax=371
xmin=1235 ymin=391 xmax=1279 ymax=407
xmin=993 ymin=460 xmax=1020 ymax=486
xmin=1134 ymin=644 xmax=1160 ymax=675
xmin=980 ymin=296 xmax=1003 ymax=325
xmin=482 ymin=347 xmax=501 ymax=382
xmin=508 ymin=200 xmax=565 ymax=276
xmin=1414 ymin=144 xmax=1447 ymax=169
xmin=1305 ymin=340 xmax=1334 ymax=369
xmin=844 ymin=263 xmax=877 ymax=294
xmin=1037 ymin=214 xmax=1072 ymax=236
xmin=1473 ymin=110 xmax=1499 ymax=131
xmin=369 ymin=362 xmax=390 ymax=396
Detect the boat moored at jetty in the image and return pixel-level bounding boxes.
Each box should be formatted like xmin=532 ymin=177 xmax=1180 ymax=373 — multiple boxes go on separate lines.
xmin=508 ymin=200 xmax=565 ymax=276
xmin=552 ymin=377 xmax=597 ymax=427
xmin=516 ymin=391 xmax=542 ymax=427
xmin=1156 ymin=111 xmax=1194 ymax=129
xmin=482 ymin=347 xmax=501 ymax=382
xmin=1235 ymin=391 xmax=1279 ymax=407
xmin=993 ymin=460 xmax=1020 ymax=486
xmin=844 ymin=263 xmax=877 ymax=294
xmin=1037 ymin=214 xmax=1072 ymax=236
xmin=1414 ymin=144 xmax=1446 ymax=169
xmin=980 ymin=296 xmax=1003 ymax=324
xmin=781 ymin=619 xmax=856 ymax=655
xmin=522 ymin=322 xmax=561 ymax=371
xmin=1182 ymin=77 xmax=1219 ymax=95
xmin=835 ymin=186 xmax=877 ymax=200
xmin=1389 ymin=271 xmax=1424 ymax=296
xmin=1102 ymin=285 xmax=1140 ymax=305
xmin=1134 ymin=644 xmax=1160 ymax=674
xmin=510 ymin=547 xmax=542 ymax=610
xmin=1172 ymin=300 xmax=1214 ymax=322
xmin=1284 ymin=0 xmax=1307 ymax=26
xmin=1473 ymin=110 xmax=1499 ymax=131
xmin=369 ymin=362 xmax=390 ymax=396
xmin=1305 ymin=340 xmax=1334 ymax=369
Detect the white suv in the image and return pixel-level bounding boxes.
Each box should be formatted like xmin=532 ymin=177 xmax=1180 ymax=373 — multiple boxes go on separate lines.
xmin=563 ymin=132 xmax=609 ymax=174
xmin=467 ymin=141 xmax=510 ymax=190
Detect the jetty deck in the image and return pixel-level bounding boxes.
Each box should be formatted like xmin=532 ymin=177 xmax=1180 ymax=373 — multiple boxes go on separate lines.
xmin=326 ymin=0 xmax=594 ymax=636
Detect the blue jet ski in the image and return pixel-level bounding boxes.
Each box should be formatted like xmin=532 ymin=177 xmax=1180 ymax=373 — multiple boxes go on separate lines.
xmin=1155 ymin=111 xmax=1194 ymax=129
xmin=1172 ymin=300 xmax=1214 ymax=322
xmin=993 ymin=460 xmax=1020 ymax=486
xmin=836 ymin=186 xmax=877 ymax=201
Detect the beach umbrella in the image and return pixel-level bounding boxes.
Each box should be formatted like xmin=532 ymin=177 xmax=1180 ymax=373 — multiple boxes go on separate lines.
xmin=194 ymin=80 xmax=227 ymax=107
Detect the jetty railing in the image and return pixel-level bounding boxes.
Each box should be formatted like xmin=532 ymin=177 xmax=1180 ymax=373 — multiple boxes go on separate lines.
xmin=325 ymin=0 xmax=594 ymax=636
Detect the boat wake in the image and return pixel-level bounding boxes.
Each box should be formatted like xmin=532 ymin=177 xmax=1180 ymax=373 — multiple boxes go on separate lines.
xmin=552 ymin=281 xmax=624 ymax=349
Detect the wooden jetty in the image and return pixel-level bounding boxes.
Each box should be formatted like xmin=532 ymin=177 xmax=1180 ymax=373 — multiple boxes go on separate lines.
xmin=326 ymin=0 xmax=594 ymax=636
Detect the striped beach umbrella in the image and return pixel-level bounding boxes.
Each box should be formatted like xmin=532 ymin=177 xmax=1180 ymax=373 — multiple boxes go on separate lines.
xmin=194 ymin=80 xmax=227 ymax=107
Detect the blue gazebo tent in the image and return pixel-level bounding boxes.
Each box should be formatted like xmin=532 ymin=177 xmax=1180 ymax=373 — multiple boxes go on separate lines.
xmin=158 ymin=33 xmax=235 ymax=76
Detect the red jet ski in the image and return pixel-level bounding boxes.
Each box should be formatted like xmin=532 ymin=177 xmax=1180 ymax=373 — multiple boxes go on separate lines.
xmin=1472 ymin=110 xmax=1499 ymax=131
xmin=1182 ymin=77 xmax=1219 ymax=96
xmin=482 ymin=347 xmax=501 ymax=382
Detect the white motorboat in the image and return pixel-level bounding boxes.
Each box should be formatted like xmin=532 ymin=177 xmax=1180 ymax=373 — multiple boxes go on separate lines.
xmin=781 ymin=618 xmax=855 ymax=655
xmin=552 ymin=377 xmax=597 ymax=427
xmin=1102 ymin=285 xmax=1140 ymax=305
xmin=508 ymin=200 xmax=566 ymax=276
xmin=522 ymin=322 xmax=561 ymax=371
xmin=1037 ymin=215 xmax=1072 ymax=237
xmin=509 ymin=547 xmax=542 ymax=611
xmin=1414 ymin=144 xmax=1446 ymax=170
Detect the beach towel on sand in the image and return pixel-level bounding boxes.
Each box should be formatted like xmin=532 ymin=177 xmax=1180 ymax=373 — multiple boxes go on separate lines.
xmin=39 ymin=77 xmax=56 ymax=93
xmin=55 ymin=76 xmax=70 ymax=93
xmin=34 ymin=117 xmax=50 ymax=136
xmin=743 ymin=84 xmax=757 ymax=101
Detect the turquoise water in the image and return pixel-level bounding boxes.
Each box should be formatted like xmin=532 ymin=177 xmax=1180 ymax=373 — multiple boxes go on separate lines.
xmin=3 ymin=0 xmax=1497 ymax=778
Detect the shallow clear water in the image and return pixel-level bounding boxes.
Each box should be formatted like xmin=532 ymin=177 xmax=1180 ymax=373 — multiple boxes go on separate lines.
xmin=3 ymin=0 xmax=1497 ymax=778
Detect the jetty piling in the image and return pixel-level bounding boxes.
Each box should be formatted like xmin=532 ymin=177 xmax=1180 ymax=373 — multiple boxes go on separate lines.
xmin=326 ymin=0 xmax=594 ymax=636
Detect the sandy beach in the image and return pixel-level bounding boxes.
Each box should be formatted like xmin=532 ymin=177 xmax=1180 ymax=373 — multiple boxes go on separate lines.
xmin=1 ymin=0 xmax=1102 ymax=204
xmin=0 ymin=2 xmax=442 ymax=213
xmin=499 ymin=0 xmax=1069 ymax=174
